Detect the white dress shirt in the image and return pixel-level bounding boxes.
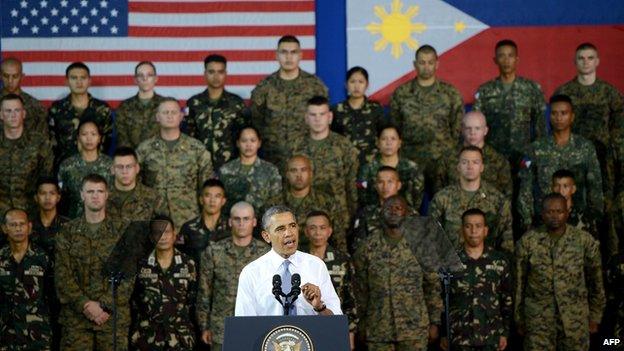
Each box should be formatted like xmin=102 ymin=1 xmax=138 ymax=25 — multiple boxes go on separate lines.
xmin=234 ymin=249 xmax=342 ymax=316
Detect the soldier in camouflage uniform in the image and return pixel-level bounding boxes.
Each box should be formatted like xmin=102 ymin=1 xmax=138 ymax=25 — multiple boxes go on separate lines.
xmin=304 ymin=211 xmax=358 ymax=349
xmin=217 ymin=126 xmax=282 ymax=216
xmin=48 ymin=62 xmax=112 ymax=169
xmin=358 ymin=124 xmax=425 ymax=209
xmin=31 ymin=177 xmax=70 ymax=257
xmin=389 ymin=45 xmax=464 ymax=189
xmin=473 ymin=40 xmax=547 ymax=166
xmin=515 ymin=194 xmax=605 ymax=351
xmin=436 ymin=111 xmax=513 ymax=197
xmin=550 ymin=169 xmax=599 ymax=240
xmin=197 ymin=202 xmax=266 ymax=351
xmin=440 ymin=208 xmax=512 ymax=351
xmin=115 ymin=61 xmax=165 ymax=149
xmin=55 ymin=174 xmax=133 ymax=351
xmin=136 ymin=98 xmax=213 ymax=231
xmin=108 ymin=147 xmax=167 ymax=223
xmin=131 ymin=216 xmax=197 ymax=350
xmin=0 ymin=94 xmax=53 ymax=219
xmin=1 ymin=58 xmax=49 ymax=137
xmin=554 ymin=42 xmax=623 ymax=198
xmin=331 ymin=66 xmax=386 ymax=164
xmin=250 ymin=35 xmax=328 ymax=165
xmin=187 ymin=54 xmax=248 ymax=170
xmin=290 ymin=96 xmax=359 ymax=252
xmin=0 ymin=209 xmax=53 ymax=351
xmin=353 ymin=195 xmax=442 ymax=351
xmin=178 ymin=179 xmax=230 ymax=264
xmin=58 ymin=119 xmax=113 ymax=219
xmin=518 ymin=95 xmax=604 ymax=231
xmin=429 ymin=146 xmax=514 ymax=254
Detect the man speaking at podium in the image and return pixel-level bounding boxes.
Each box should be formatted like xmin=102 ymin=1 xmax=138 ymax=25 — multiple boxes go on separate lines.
xmin=234 ymin=205 xmax=341 ymax=316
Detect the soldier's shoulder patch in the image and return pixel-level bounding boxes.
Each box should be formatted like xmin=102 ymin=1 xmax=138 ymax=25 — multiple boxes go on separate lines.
xmin=356 ymin=180 xmax=368 ymax=189
xmin=519 ymin=156 xmax=532 ymax=169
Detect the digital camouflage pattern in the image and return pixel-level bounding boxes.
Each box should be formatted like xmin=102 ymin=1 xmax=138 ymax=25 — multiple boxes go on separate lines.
xmin=357 ymin=154 xmax=425 ymax=209
xmin=54 ymin=216 xmax=132 ymax=348
xmin=290 ymin=132 xmax=359 ymax=252
xmin=350 ymin=204 xmax=419 ymax=253
xmin=48 ymin=94 xmax=112 ymax=167
xmin=217 ymin=157 xmax=282 ymax=216
xmin=115 ymin=93 xmax=165 ymax=149
xmin=0 ymin=132 xmax=53 ymax=218
xmin=473 ymin=76 xmax=547 ymax=162
xmin=0 ymin=90 xmax=49 ymax=138
xmin=31 ymin=214 xmax=70 ymax=258
xmin=353 ymin=227 xmax=442 ymax=344
xmin=515 ymin=224 xmax=606 ymax=351
xmin=429 ymin=182 xmax=514 ymax=255
xmin=131 ymin=250 xmax=197 ymax=350
xmin=177 ymin=213 xmax=230 ymax=264
xmin=107 ymin=183 xmax=167 ymax=223
xmin=57 ymin=154 xmax=113 ymax=219
xmin=389 ymin=79 xmax=464 ymax=169
xmin=186 ymin=89 xmax=247 ymax=170
xmin=518 ymin=134 xmax=604 ymax=229
xmin=607 ymin=191 xmax=624 ymax=261
xmin=196 ymin=238 xmax=266 ymax=344
xmin=447 ymin=247 xmax=512 ymax=349
xmin=136 ymin=134 xmax=213 ymax=230
xmin=607 ymin=253 xmax=624 ymax=343
xmin=436 ymin=143 xmax=513 ymax=197
xmin=250 ymin=70 xmax=328 ymax=164
xmin=0 ymin=244 xmax=53 ymax=351
xmin=331 ymin=98 xmax=386 ymax=164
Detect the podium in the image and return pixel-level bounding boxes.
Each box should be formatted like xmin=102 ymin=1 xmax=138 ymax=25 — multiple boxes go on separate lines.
xmin=223 ymin=315 xmax=350 ymax=351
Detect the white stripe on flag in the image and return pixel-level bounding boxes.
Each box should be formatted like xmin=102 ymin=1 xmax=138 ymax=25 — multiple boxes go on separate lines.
xmin=129 ymin=12 xmax=315 ymax=26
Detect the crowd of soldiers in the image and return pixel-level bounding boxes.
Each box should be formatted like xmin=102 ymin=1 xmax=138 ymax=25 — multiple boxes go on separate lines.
xmin=0 ymin=34 xmax=623 ymax=351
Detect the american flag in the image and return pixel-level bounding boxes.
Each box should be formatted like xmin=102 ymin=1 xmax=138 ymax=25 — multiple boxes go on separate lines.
xmin=0 ymin=0 xmax=317 ymax=107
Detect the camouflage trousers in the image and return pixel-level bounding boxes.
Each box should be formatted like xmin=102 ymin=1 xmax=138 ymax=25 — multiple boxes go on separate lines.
xmin=367 ymin=340 xmax=426 ymax=351
xmin=524 ymin=315 xmax=589 ymax=351
xmin=60 ymin=325 xmax=129 ymax=351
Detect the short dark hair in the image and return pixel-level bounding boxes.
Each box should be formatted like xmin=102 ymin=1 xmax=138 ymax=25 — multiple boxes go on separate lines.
xmin=377 ymin=122 xmax=402 ymax=139
xmin=552 ymin=169 xmax=575 ymax=183
xmin=134 ymin=61 xmax=157 ymax=76
xmin=113 ymin=146 xmax=138 ymax=161
xmin=305 ymin=210 xmax=333 ymax=228
xmin=458 ymin=145 xmax=483 ymax=159
xmin=262 ymin=205 xmax=294 ymax=231
xmin=461 ymin=208 xmax=487 ymax=224
xmin=36 ymin=176 xmax=61 ymax=193
xmin=151 ymin=214 xmax=175 ymax=231
xmin=81 ymin=173 xmax=108 ymax=189
xmin=65 ymin=62 xmax=90 ymax=77
xmin=277 ymin=35 xmax=300 ymax=47
xmin=307 ymin=95 xmax=329 ymax=108
xmin=495 ymin=39 xmax=518 ymax=53
xmin=77 ymin=116 xmax=103 ymax=136
xmin=576 ymin=42 xmax=598 ymax=53
xmin=542 ymin=192 xmax=567 ymax=207
xmin=376 ymin=165 xmax=400 ymax=178
xmin=346 ymin=66 xmax=369 ymax=82
xmin=415 ymin=44 xmax=437 ymax=59
xmin=236 ymin=125 xmax=261 ymax=142
xmin=549 ymin=94 xmax=573 ymax=106
xmin=202 ymin=178 xmax=226 ymax=194
xmin=0 ymin=93 xmax=24 ymax=107
xmin=204 ymin=54 xmax=227 ymax=68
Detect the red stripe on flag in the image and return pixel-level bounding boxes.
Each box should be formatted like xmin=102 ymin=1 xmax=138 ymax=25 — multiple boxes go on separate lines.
xmin=128 ymin=25 xmax=315 ymax=37
xmin=128 ymin=1 xmax=315 ymax=13
xmin=22 ymin=75 xmax=265 ymax=86
xmin=3 ymin=50 xmax=316 ymax=62
xmin=39 ymin=98 xmax=253 ymax=109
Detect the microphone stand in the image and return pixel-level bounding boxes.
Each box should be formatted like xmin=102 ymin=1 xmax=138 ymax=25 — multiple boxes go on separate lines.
xmin=439 ymin=267 xmax=453 ymax=351
xmin=108 ymin=272 xmax=124 ymax=351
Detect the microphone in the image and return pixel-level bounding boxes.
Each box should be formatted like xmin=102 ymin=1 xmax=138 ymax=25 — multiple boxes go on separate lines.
xmin=288 ymin=273 xmax=301 ymax=301
xmin=272 ymin=274 xmax=284 ymax=303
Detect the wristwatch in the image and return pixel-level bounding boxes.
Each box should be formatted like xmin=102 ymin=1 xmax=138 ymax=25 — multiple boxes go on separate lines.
xmin=313 ymin=302 xmax=327 ymax=313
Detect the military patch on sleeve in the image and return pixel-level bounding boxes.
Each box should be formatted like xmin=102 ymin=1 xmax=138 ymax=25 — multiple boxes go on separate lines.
xmin=25 ymin=265 xmax=44 ymax=277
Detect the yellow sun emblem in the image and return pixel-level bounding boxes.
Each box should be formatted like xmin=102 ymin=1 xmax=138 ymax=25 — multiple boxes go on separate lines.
xmin=366 ymin=0 xmax=427 ymax=59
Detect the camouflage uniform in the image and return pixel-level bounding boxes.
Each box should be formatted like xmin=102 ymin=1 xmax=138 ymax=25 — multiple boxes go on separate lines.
xmin=429 ymin=182 xmax=514 ymax=254
xmin=290 ymin=132 xmax=359 ymax=252
xmin=515 ymin=225 xmax=606 ymax=351
xmin=250 ymin=70 xmax=328 ymax=164
xmin=389 ymin=79 xmax=464 ymax=181
xmin=436 ymin=143 xmax=513 ymax=197
xmin=57 ymin=154 xmax=113 ymax=219
xmin=115 ymin=93 xmax=165 ymax=149
xmin=0 ymin=244 xmax=53 ymax=351
xmin=217 ymin=157 xmax=282 ymax=215
xmin=357 ymin=154 xmax=425 ymax=209
xmin=0 ymin=90 xmax=49 ymax=138
xmin=350 ymin=204 xmax=418 ymax=253
xmin=517 ymin=134 xmax=604 ymax=230
xmin=331 ymin=98 xmax=386 ymax=164
xmin=446 ymin=247 xmax=512 ymax=350
xmin=48 ymin=94 xmax=112 ymax=168
xmin=607 ymin=253 xmax=624 ymax=343
xmin=107 ymin=183 xmax=167 ymax=223
xmin=0 ymin=132 xmax=53 ymax=218
xmin=353 ymin=227 xmax=442 ymax=349
xmin=186 ymin=89 xmax=247 ymax=170
xmin=177 ymin=213 xmax=230 ymax=264
xmin=131 ymin=250 xmax=197 ymax=350
xmin=136 ymin=134 xmax=213 ymax=231
xmin=473 ymin=76 xmax=547 ymax=163
xmin=31 ymin=214 xmax=70 ymax=258
xmin=196 ymin=238 xmax=266 ymax=347
xmin=568 ymin=206 xmax=599 ymax=241
xmin=55 ymin=216 xmax=132 ymax=351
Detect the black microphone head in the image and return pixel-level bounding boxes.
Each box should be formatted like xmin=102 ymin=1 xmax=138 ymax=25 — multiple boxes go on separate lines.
xmin=289 ymin=273 xmax=302 ymax=298
xmin=273 ymin=274 xmax=282 ymax=287
xmin=291 ymin=273 xmax=301 ymax=287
